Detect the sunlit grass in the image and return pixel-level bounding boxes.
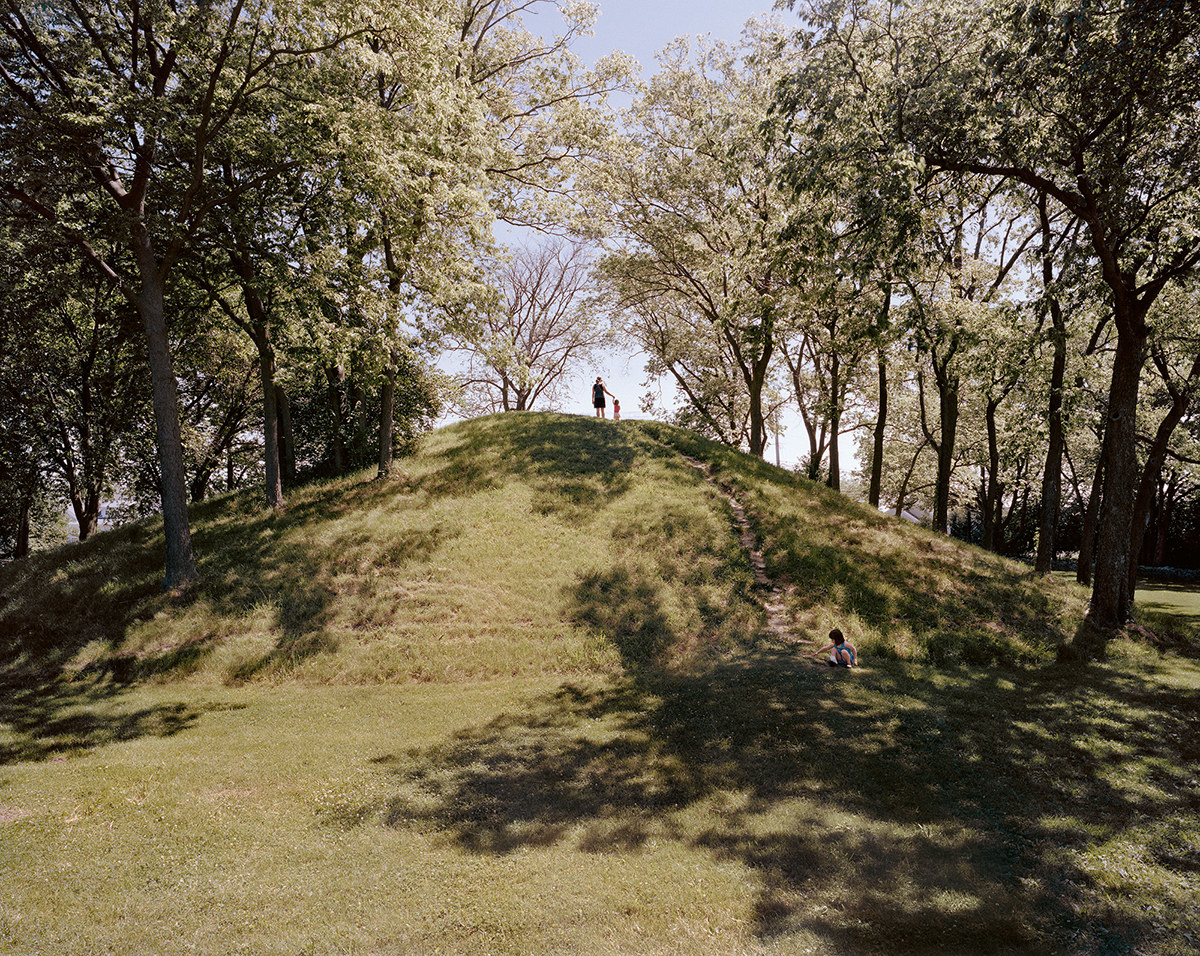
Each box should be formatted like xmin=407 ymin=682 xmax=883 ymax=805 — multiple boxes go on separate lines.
xmin=3 ymin=412 xmax=1199 ymax=954
xmin=4 ymin=657 xmax=1199 ymax=954
xmin=1 ymin=414 xmax=763 ymax=687
xmin=639 ymin=421 xmax=1093 ymax=665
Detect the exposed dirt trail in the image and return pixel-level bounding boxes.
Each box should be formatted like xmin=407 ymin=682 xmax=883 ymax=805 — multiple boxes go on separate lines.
xmin=680 ymin=454 xmax=815 ymax=653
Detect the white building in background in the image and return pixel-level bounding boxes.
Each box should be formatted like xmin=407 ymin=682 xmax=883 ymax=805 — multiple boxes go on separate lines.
xmin=883 ymin=503 xmax=928 ymax=525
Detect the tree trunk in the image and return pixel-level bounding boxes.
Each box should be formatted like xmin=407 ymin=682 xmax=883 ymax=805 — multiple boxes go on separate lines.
xmin=1152 ymin=470 xmax=1176 ymax=567
xmin=326 ymin=364 xmax=349 ymax=474
xmin=1079 ymin=311 xmax=1149 ymax=648
xmin=133 ymin=239 xmax=198 ymax=588
xmin=725 ymin=306 xmax=773 ymax=458
xmin=827 ymin=351 xmax=841 ymax=491
xmin=255 ymin=331 xmax=284 ymax=510
xmin=868 ymin=347 xmax=888 ymax=508
xmin=378 ymin=360 xmax=396 ymax=479
xmin=982 ymin=399 xmax=1002 ymax=552
xmin=934 ymin=373 xmax=959 ymax=534
xmin=1077 ymin=453 xmax=1104 ymax=586
xmin=72 ymin=484 xmax=102 ymax=541
xmin=1126 ymin=367 xmax=1197 ymax=596
xmin=276 ymin=386 xmax=295 ymax=481
xmin=16 ymin=483 xmax=32 ymax=559
xmin=190 ymin=470 xmax=211 ymax=503
xmin=1035 ymin=200 xmax=1068 ymax=574
xmin=748 ymin=388 xmax=767 ymax=458
xmin=894 ymin=440 xmax=926 ymax=519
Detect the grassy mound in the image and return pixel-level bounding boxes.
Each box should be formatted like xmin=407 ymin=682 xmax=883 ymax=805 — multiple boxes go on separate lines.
xmin=1 ymin=413 xmax=1093 ymax=688
xmin=3 ymin=414 xmax=1199 ymax=955
xmin=1 ymin=414 xmax=762 ymax=687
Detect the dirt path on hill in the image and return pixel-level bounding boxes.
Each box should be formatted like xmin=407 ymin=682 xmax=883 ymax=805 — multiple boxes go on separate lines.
xmin=679 ymin=455 xmax=816 ymax=656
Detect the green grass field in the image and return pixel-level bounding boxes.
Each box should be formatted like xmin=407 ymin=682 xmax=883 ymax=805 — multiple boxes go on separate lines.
xmin=1137 ymin=580 xmax=1200 ymax=625
xmin=3 ymin=414 xmax=1198 ymax=955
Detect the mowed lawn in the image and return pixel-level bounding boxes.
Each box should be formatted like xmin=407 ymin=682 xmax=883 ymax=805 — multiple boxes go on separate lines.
xmin=1137 ymin=580 xmax=1200 ymax=625
xmin=4 ymin=652 xmax=1200 ymax=955
xmin=3 ymin=415 xmax=1199 ymax=955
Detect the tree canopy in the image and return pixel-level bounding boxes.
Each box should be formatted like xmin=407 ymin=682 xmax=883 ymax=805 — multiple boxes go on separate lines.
xmin=3 ymin=0 xmax=1199 ymax=659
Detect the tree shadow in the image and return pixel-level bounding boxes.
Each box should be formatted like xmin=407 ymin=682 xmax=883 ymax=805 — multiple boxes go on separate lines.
xmin=638 ymin=421 xmax=1084 ymax=663
xmin=0 ymin=469 xmax=457 ymax=688
xmin=330 ymin=647 xmax=1199 ymax=953
xmin=0 ymin=676 xmax=223 ymax=765
xmin=570 ymin=568 xmax=679 ymax=674
xmin=414 ymin=414 xmax=639 ymax=522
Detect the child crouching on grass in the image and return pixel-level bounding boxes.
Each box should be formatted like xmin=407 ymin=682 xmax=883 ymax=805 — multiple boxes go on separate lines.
xmin=817 ymin=628 xmax=857 ymax=667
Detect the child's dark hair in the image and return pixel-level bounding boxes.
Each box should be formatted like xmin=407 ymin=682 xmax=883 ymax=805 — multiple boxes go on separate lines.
xmin=829 ymin=628 xmax=844 ymax=644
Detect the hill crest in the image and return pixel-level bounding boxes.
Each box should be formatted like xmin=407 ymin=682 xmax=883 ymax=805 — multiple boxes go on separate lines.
xmin=0 ymin=413 xmax=1089 ymax=687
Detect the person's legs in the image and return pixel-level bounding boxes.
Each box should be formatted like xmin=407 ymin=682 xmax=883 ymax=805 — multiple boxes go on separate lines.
xmin=837 ymin=648 xmax=853 ymax=666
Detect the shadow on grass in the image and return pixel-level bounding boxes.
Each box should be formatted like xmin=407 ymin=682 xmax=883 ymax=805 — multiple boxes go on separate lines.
xmin=571 ymin=569 xmax=685 ymax=674
xmin=638 ymin=421 xmax=1081 ymax=664
xmin=0 ymin=677 xmax=213 ymax=764
xmin=416 ymin=413 xmax=639 ymax=522
xmin=338 ymin=641 xmax=1200 ymax=953
xmin=0 ymin=469 xmax=455 ymax=689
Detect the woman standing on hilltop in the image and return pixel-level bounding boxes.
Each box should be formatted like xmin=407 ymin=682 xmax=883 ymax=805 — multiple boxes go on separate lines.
xmin=592 ymin=377 xmax=614 ymax=418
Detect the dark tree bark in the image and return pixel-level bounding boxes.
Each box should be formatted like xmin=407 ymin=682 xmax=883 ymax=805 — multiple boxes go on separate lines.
xmin=1034 ymin=197 xmax=1069 ymax=574
xmin=723 ymin=305 xmax=775 ymax=458
xmin=16 ymin=483 xmax=33 ymax=560
xmin=1152 ymin=470 xmax=1176 ymax=568
xmin=378 ymin=360 xmax=396 ymax=479
xmin=980 ymin=397 xmax=1003 ymax=552
xmin=134 ymin=237 xmax=198 ymax=588
xmin=868 ymin=347 xmax=888 ymax=509
xmin=1077 ymin=453 xmax=1104 ymax=587
xmin=1083 ymin=307 xmax=1149 ymax=643
xmin=827 ymin=350 xmax=842 ymax=491
xmin=276 ymin=386 xmax=295 ymax=482
xmin=1126 ymin=351 xmax=1200 ymax=595
xmin=916 ymin=359 xmax=959 ymax=535
xmin=255 ymin=331 xmax=283 ymax=510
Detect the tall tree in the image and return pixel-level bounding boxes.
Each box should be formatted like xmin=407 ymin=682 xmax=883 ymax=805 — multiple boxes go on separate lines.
xmin=454 ymin=240 xmax=609 ymax=413
xmin=778 ymin=0 xmax=1200 ymax=651
xmin=0 ymin=0 xmax=386 ymax=584
xmin=594 ymin=28 xmax=791 ymax=456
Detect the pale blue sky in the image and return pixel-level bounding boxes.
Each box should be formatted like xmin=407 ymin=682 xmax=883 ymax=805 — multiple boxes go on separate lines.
xmin=572 ymin=0 xmax=778 ymax=71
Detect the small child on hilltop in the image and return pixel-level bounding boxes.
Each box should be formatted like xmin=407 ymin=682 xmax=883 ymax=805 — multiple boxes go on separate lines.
xmin=817 ymin=628 xmax=857 ymax=668
xmin=613 ymin=399 xmax=621 ymax=421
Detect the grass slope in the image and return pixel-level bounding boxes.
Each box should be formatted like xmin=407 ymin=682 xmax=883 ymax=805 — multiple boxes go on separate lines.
xmin=2 ymin=413 xmax=1199 ymax=956
xmin=2 ymin=413 xmax=1090 ymax=685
